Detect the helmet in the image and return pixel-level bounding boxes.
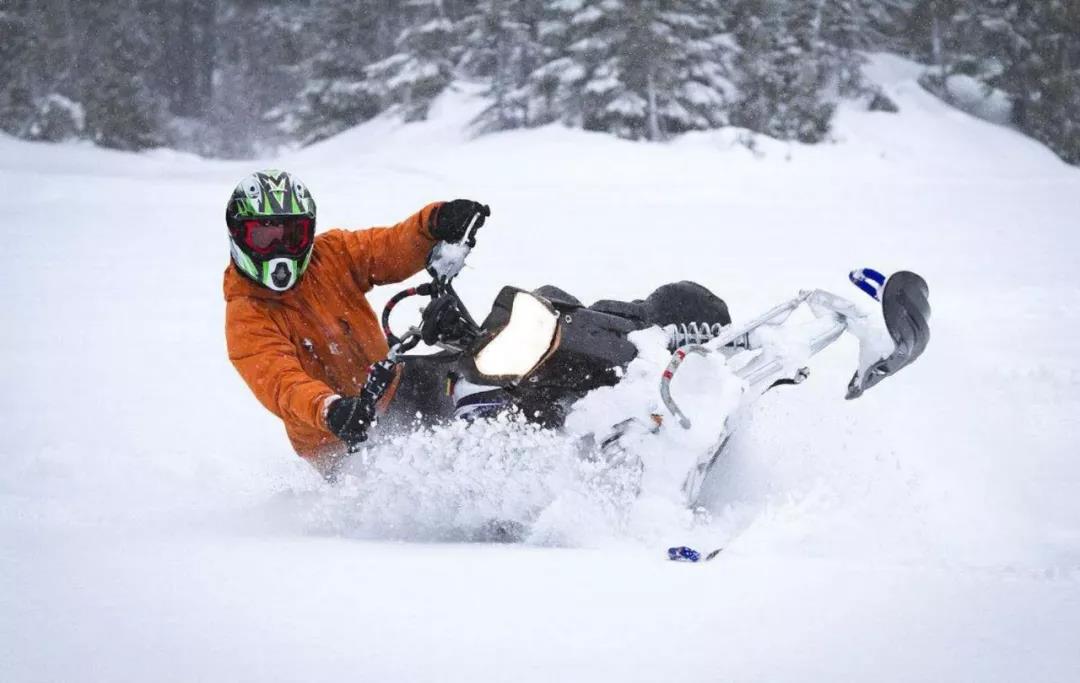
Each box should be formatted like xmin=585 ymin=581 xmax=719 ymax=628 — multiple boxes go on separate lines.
xmin=225 ymin=169 xmax=317 ymax=291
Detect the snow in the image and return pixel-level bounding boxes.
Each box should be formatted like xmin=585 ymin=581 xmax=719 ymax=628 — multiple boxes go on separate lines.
xmin=939 ymin=73 xmax=1013 ymax=126
xmin=3 ymin=54 xmax=1080 ymax=681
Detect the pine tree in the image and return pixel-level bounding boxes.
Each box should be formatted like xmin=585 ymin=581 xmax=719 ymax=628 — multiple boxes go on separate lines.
xmin=0 ymin=1 xmax=36 ymax=136
xmin=900 ymin=0 xmax=1080 ymax=164
xmin=279 ymin=1 xmax=394 ymax=146
xmin=904 ymin=0 xmax=969 ymax=81
xmin=731 ymin=0 xmax=836 ymax=143
xmin=519 ymin=0 xmax=733 ymax=141
xmin=366 ymin=0 xmax=459 ymax=122
xmin=856 ymin=0 xmax=918 ymax=52
xmin=644 ymin=1 xmax=735 ymax=137
xmin=517 ymin=0 xmax=584 ymax=127
xmin=78 ymin=2 xmax=165 ymax=150
xmin=153 ymin=0 xmax=216 ymax=119
xmin=460 ymin=0 xmax=544 ymax=132
xmin=817 ymin=0 xmax=874 ymax=95
xmin=986 ymin=0 xmax=1080 ymax=164
xmin=779 ymin=1 xmax=838 ymax=140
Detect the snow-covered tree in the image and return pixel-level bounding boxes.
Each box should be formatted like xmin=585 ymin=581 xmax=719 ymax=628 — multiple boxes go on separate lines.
xmin=0 ymin=0 xmax=1076 ymax=163
xmin=0 ymin=2 xmax=36 ymax=136
xmin=25 ymin=94 xmax=85 ymax=142
xmin=816 ymin=0 xmax=875 ymax=95
xmin=730 ymin=0 xmax=836 ymax=143
xmin=78 ymin=1 xmax=165 ymax=151
xmin=903 ymin=0 xmax=970 ymax=80
xmin=278 ymin=1 xmax=394 ymax=146
xmin=460 ymin=0 xmax=545 ymax=132
xmin=517 ymin=2 xmax=584 ymax=127
xmin=520 ymin=0 xmax=734 ymax=141
xmin=897 ymin=0 xmax=1080 ymax=164
xmin=367 ymin=0 xmax=460 ymax=122
xmin=984 ymin=0 xmax=1080 ymax=164
xmin=849 ymin=0 xmax=918 ymax=52
xmin=644 ymin=1 xmax=736 ymax=137
xmin=157 ymin=0 xmax=216 ymax=119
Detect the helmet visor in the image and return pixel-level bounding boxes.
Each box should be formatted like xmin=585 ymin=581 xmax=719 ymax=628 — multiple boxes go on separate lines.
xmin=240 ymin=217 xmax=313 ymax=256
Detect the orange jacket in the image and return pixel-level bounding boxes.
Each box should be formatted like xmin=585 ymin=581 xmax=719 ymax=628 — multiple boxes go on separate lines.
xmin=224 ymin=204 xmax=439 ymax=461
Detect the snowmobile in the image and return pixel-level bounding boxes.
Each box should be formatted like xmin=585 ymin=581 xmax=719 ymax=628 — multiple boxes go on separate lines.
xmin=368 ymin=223 xmax=931 ymax=507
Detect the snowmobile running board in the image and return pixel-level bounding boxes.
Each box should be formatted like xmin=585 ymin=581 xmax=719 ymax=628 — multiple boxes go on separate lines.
xmin=661 ymin=270 xmax=931 ymax=429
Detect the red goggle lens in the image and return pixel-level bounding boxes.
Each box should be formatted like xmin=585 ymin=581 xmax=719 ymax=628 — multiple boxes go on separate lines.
xmin=240 ymin=217 xmax=313 ymax=255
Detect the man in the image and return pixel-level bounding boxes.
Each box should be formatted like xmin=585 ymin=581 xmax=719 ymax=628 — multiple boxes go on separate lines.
xmin=223 ymin=169 xmax=488 ymax=472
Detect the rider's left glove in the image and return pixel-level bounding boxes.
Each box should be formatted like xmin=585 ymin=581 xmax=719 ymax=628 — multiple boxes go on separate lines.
xmin=430 ymin=199 xmax=490 ymax=244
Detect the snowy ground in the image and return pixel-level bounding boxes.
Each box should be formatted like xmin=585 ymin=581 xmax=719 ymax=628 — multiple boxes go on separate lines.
xmin=2 ymin=55 xmax=1079 ymax=681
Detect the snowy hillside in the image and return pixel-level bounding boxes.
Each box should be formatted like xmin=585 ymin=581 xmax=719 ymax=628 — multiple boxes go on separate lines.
xmin=2 ymin=55 xmax=1079 ymax=682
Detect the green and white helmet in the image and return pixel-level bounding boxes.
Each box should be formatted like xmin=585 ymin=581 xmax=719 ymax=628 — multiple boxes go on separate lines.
xmin=225 ymin=169 xmax=317 ymax=291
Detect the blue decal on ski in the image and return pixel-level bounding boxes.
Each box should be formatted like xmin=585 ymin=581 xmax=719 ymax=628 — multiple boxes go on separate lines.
xmin=849 ymin=267 xmax=887 ymax=301
xmin=668 ymin=546 xmax=702 ymax=562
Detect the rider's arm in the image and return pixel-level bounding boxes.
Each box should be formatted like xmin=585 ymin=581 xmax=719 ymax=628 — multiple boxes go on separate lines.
xmin=333 ymin=202 xmax=441 ymax=292
xmin=226 ymin=299 xmax=337 ymax=433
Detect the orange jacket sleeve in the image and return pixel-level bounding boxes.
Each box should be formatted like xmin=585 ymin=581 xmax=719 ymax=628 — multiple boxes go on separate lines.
xmin=226 ymin=298 xmax=336 ymax=432
xmin=337 ymin=202 xmax=441 ymax=291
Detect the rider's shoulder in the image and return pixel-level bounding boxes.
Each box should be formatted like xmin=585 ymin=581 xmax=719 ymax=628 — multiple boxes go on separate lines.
xmin=314 ymin=227 xmax=355 ymax=250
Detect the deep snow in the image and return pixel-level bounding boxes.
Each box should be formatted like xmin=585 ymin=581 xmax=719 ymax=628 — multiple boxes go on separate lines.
xmin=2 ymin=54 xmax=1079 ymax=682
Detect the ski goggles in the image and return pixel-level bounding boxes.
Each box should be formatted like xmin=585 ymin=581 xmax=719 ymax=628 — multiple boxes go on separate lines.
xmin=238 ymin=217 xmax=314 ymax=256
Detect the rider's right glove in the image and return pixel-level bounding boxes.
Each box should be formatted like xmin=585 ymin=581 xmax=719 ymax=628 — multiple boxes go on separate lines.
xmin=325 ymin=396 xmax=373 ymax=449
xmin=325 ymin=359 xmax=397 ymax=450
xmin=429 ymin=199 xmax=490 ymax=245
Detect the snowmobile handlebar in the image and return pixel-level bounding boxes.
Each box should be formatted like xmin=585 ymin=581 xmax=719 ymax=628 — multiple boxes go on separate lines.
xmin=381 ymin=283 xmax=433 ymax=353
xmin=381 ymin=250 xmax=484 ymax=358
xmin=381 ymin=236 xmax=479 ymax=356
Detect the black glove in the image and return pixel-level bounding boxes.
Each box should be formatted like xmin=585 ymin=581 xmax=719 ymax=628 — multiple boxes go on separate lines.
xmin=326 ymin=396 xmax=373 ymax=449
xmin=326 ymin=359 xmax=398 ymax=449
xmin=429 ymin=199 xmax=490 ymax=244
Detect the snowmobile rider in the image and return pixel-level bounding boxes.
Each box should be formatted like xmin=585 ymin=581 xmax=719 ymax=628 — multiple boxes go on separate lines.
xmin=223 ymin=169 xmax=489 ymax=471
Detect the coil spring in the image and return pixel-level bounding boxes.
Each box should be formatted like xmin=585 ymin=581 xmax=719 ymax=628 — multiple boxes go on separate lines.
xmin=664 ymin=321 xmax=727 ymax=349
